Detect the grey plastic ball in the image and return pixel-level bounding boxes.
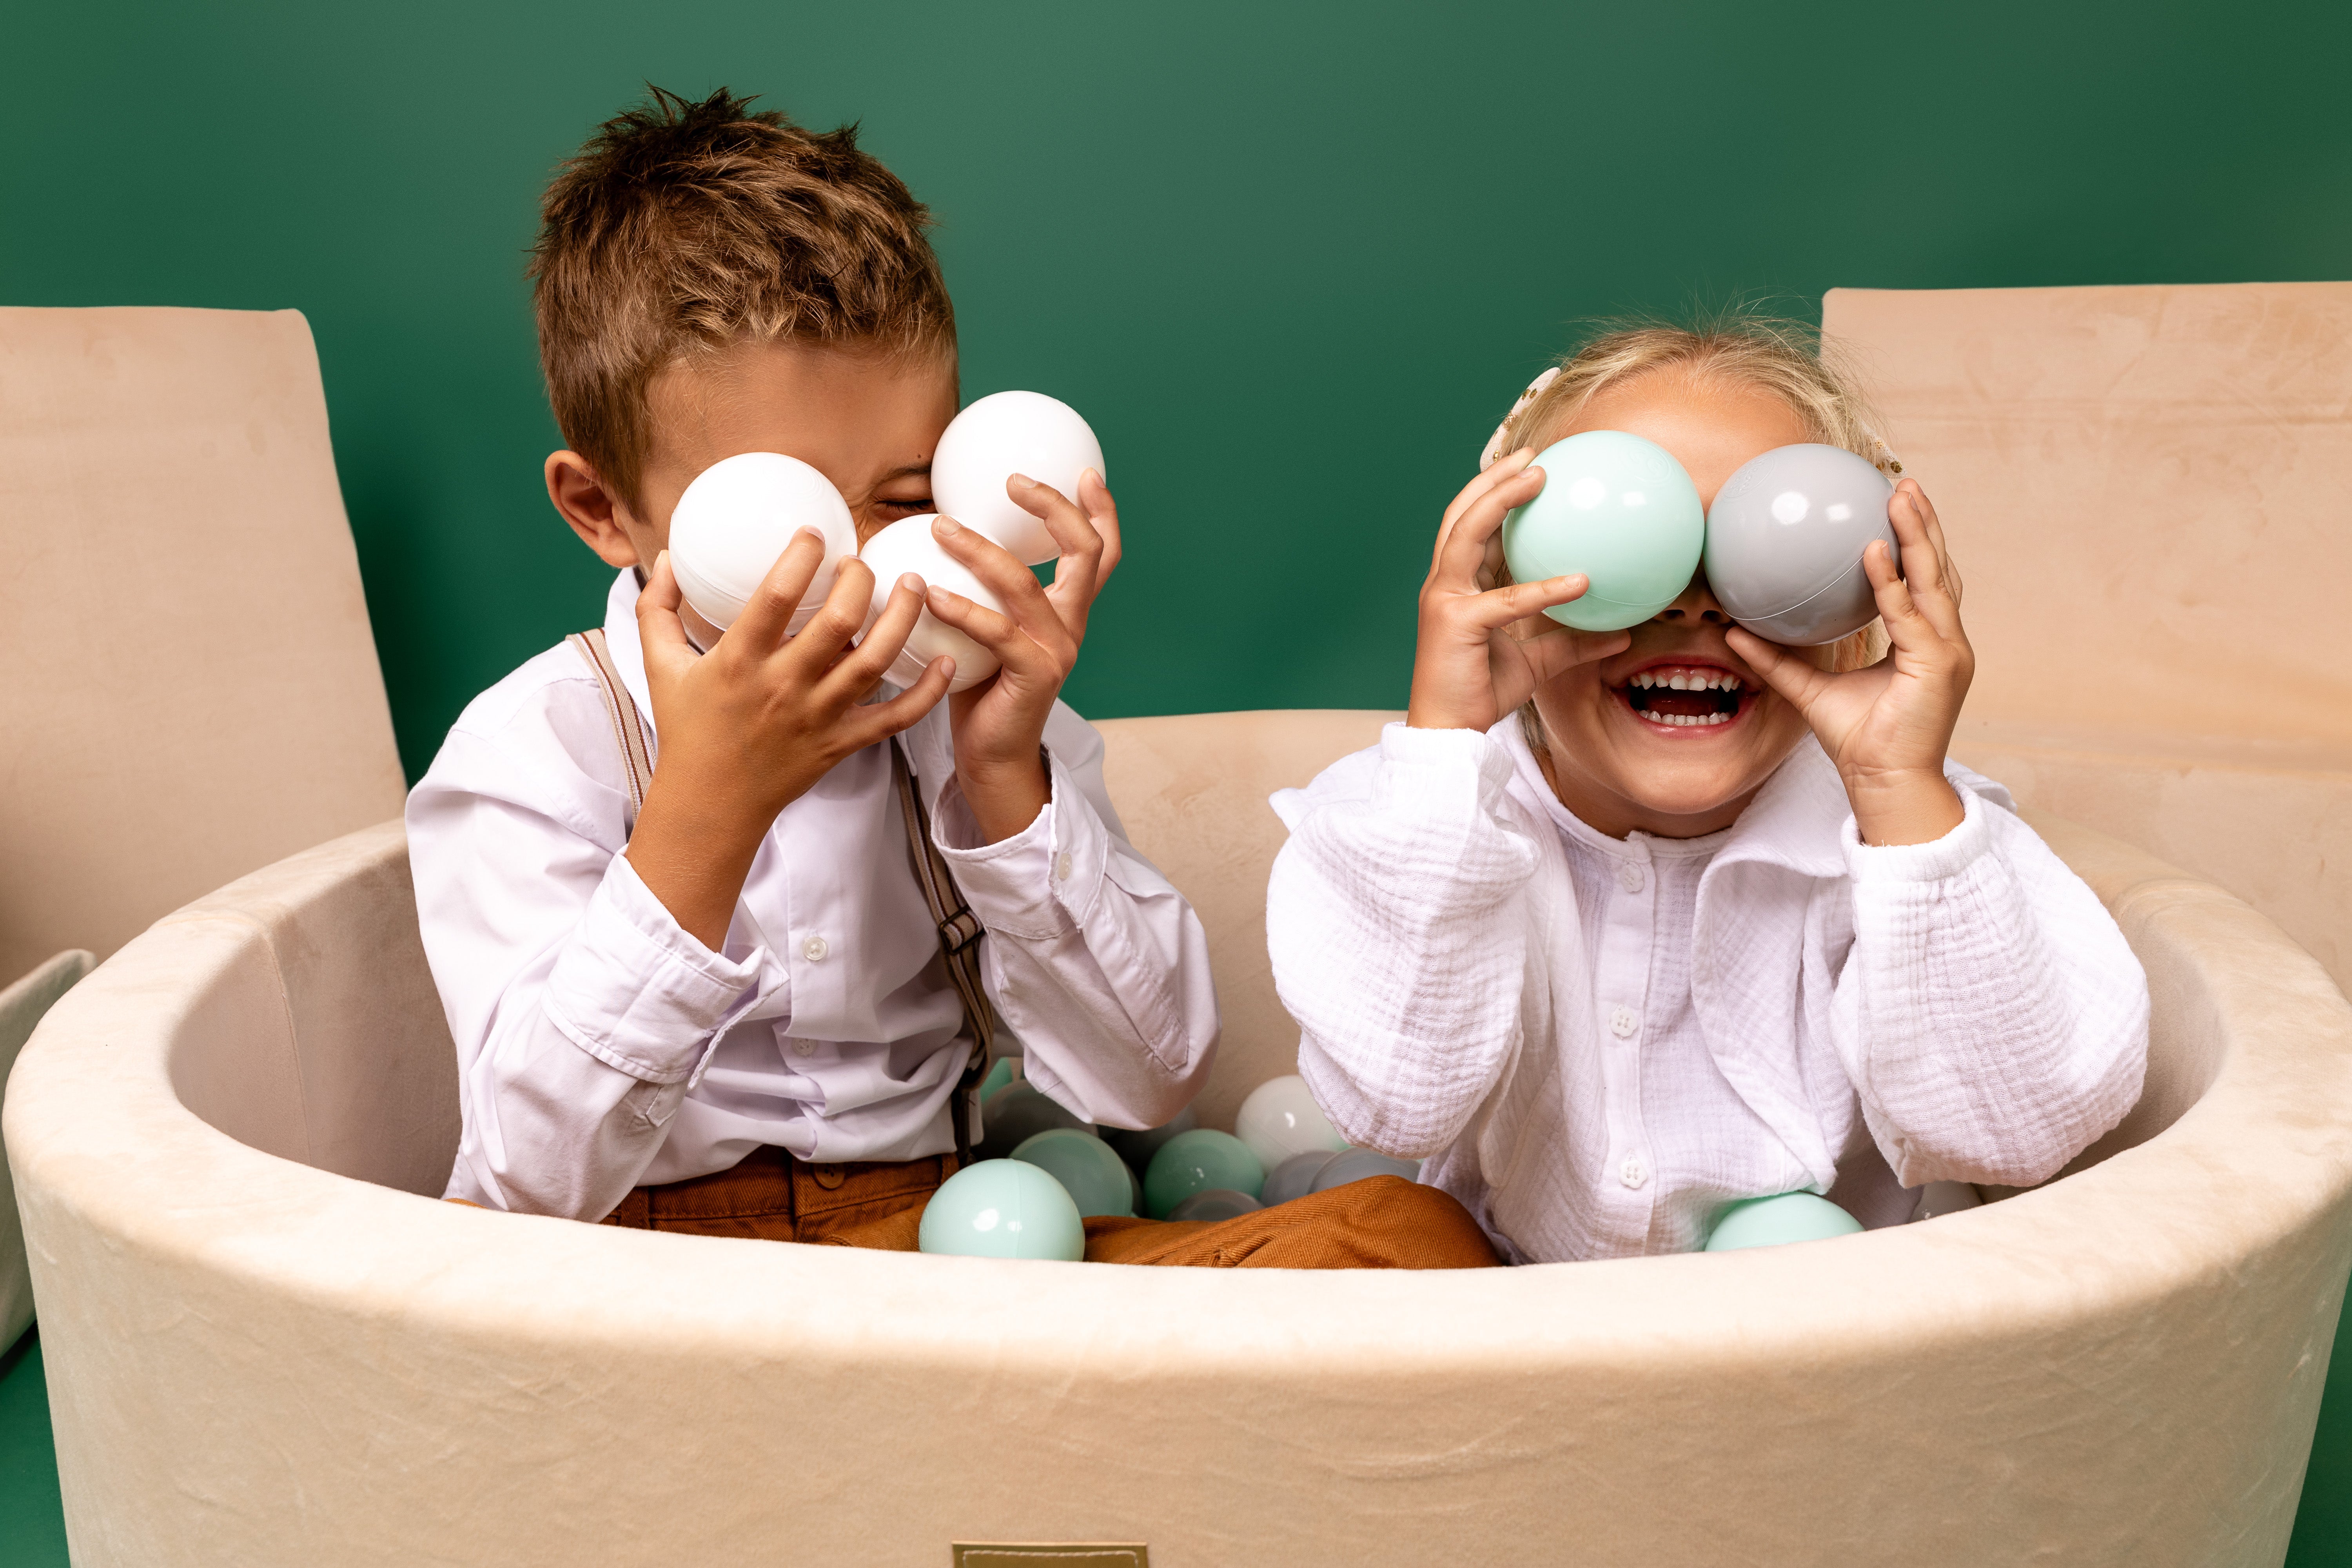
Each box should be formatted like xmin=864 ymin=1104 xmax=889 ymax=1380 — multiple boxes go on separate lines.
xmin=1104 ymin=1105 xmax=1197 ymax=1174
xmin=1309 ymin=1148 xmax=1421 ymax=1192
xmin=1167 ymin=1187 xmax=1265 ymax=1223
xmin=1702 ymin=443 xmax=1897 ymax=646
xmin=975 ymin=1082 xmax=1094 ymax=1162
xmin=1261 ymin=1149 xmax=1342 ymax=1208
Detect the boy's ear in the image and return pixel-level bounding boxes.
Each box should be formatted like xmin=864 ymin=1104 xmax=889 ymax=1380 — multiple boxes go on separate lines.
xmin=546 ymin=450 xmax=642 ymax=568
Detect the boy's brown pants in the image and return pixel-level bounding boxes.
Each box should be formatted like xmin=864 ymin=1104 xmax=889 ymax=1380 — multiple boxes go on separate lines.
xmin=601 ymin=1145 xmax=1500 ymax=1269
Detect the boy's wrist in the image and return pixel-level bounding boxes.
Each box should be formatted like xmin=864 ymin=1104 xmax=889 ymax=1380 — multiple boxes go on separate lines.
xmin=624 ymin=775 xmax=772 ymax=950
xmin=956 ymin=751 xmax=1053 ymax=844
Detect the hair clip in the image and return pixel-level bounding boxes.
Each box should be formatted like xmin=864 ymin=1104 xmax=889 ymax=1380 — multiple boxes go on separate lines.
xmin=1861 ymin=426 xmax=1905 ymax=476
xmin=1478 ymin=366 xmax=1563 ymax=471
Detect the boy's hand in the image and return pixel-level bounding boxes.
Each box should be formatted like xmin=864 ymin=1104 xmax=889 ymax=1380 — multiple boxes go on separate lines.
xmin=626 ymin=537 xmax=953 ymax=949
xmin=1727 ymin=478 xmax=1975 ymax=847
xmin=1408 ymin=449 xmax=1631 ymax=732
xmin=922 ymin=469 xmax=1120 ymax=843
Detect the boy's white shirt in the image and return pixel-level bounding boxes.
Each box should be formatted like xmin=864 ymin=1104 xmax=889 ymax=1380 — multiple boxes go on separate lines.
xmin=409 ymin=570 xmax=1220 ymax=1221
xmin=1267 ymin=719 xmax=2150 ymax=1263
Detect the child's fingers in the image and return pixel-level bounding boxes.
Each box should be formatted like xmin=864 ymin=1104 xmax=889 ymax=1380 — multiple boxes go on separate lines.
xmin=1862 ymin=538 xmax=1940 ymax=655
xmin=1886 ymin=485 xmax=1961 ymax=640
xmin=730 ymin=528 xmax=833 ymax=651
xmin=1725 ymin=626 xmax=1833 ymax=712
xmin=1899 ymin=479 xmax=1964 ymax=615
xmin=1007 ymin=473 xmax=1109 ymax=616
xmin=931 ymin=516 xmax=1078 ymax=666
xmin=846 ymin=655 xmax=955 ymax=744
xmin=823 ymin=572 xmax=927 ymax=697
xmin=1434 ymin=466 xmax=1543 ymax=589
xmin=1434 ymin=450 xmax=1535 ymax=566
xmin=927 ymin=583 xmax=1061 ymax=683
xmin=1075 ymin=467 xmax=1122 ymax=586
xmin=1461 ymin=573 xmax=1590 ymax=632
xmin=633 ymin=551 xmax=700 ymax=682
xmin=781 ymin=554 xmax=878 ymax=670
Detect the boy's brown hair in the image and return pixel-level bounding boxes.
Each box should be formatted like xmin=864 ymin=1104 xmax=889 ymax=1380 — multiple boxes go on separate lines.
xmin=531 ymin=86 xmax=956 ymax=505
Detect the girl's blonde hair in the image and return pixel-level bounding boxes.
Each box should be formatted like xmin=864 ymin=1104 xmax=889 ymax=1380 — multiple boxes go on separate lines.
xmin=1499 ymin=311 xmax=1895 ymax=676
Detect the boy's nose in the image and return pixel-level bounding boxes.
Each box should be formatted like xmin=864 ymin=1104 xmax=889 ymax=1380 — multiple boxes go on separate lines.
xmin=1652 ymin=568 xmax=1731 ymax=628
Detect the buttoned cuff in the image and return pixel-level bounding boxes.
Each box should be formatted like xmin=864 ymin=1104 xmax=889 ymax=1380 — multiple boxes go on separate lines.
xmin=933 ymin=748 xmax=1103 ymax=942
xmin=1840 ymin=782 xmax=1993 ymax=885
xmin=542 ymin=851 xmax=768 ymax=1085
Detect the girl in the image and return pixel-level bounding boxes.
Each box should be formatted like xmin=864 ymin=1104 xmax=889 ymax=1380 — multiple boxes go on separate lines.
xmin=1266 ymin=319 xmax=2149 ymax=1263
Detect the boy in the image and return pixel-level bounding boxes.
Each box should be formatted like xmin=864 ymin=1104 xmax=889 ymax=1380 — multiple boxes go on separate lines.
xmin=409 ymin=87 xmax=1494 ymax=1267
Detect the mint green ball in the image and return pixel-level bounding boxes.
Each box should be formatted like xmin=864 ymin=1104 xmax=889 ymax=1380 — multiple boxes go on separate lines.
xmin=1143 ymin=1129 xmax=1265 ymax=1219
xmin=1013 ymin=1127 xmax=1136 ymax=1218
xmin=976 ymin=1056 xmax=1019 ymax=1103
xmin=1703 ymin=1192 xmax=1863 ymax=1252
xmin=1503 ymin=430 xmax=1705 ymax=631
xmin=917 ymin=1159 xmax=1086 ymax=1261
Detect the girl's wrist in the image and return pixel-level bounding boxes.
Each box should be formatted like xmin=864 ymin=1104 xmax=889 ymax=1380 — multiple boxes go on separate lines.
xmin=1842 ymin=766 xmax=1964 ymax=848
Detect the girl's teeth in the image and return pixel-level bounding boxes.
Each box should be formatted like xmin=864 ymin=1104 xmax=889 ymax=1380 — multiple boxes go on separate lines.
xmin=1628 ymin=670 xmax=1744 ymax=692
xmin=1640 ymin=710 xmax=1733 ymax=728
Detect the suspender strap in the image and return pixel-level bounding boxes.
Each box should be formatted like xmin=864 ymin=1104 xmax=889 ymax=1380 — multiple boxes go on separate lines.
xmin=567 ymin=628 xmax=654 ymax=826
xmin=892 ymin=739 xmax=994 ymax=1167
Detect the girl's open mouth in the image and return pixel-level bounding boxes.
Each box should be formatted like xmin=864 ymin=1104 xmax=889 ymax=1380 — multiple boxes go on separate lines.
xmin=1614 ymin=664 xmax=1750 ymax=730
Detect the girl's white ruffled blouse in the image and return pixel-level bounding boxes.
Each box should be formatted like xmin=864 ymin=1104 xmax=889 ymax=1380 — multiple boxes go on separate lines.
xmin=1267 ymin=720 xmax=2148 ymax=1263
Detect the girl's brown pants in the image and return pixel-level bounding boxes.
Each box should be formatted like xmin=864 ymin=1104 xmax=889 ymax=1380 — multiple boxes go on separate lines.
xmin=601 ymin=1145 xmax=1499 ymax=1269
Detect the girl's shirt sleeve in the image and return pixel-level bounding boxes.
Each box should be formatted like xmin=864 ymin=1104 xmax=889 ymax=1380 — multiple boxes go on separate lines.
xmin=1266 ymin=724 xmax=1543 ymax=1158
xmin=1831 ymin=783 xmax=2150 ymax=1187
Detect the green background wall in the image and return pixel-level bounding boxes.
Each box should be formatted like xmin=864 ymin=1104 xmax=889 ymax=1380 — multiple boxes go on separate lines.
xmin=4 ymin=1 xmax=2350 ymax=1561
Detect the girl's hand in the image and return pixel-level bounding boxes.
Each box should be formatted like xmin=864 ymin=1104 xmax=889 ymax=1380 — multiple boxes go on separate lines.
xmin=924 ymin=469 xmax=1120 ymax=842
xmin=1408 ymin=449 xmax=1631 ymax=732
xmin=1726 ymin=478 xmax=1975 ymax=846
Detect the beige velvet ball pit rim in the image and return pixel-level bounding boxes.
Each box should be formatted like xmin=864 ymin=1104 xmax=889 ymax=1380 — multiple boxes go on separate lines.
xmin=10 ymin=711 xmax=2352 ymax=1568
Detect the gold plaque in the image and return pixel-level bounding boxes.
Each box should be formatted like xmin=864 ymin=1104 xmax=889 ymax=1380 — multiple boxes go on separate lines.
xmin=951 ymin=1546 xmax=1149 ymax=1568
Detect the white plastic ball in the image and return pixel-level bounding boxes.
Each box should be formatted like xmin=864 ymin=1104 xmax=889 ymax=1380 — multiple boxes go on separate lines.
xmin=857 ymin=516 xmax=1006 ymax=694
xmin=1233 ymin=1074 xmax=1348 ymax=1173
xmin=929 ymin=391 xmax=1103 ymax=566
xmin=668 ymin=453 xmax=858 ymax=636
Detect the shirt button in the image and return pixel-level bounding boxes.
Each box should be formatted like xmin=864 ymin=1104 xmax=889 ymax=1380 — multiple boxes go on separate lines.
xmin=791 ymin=1037 xmax=817 ymax=1058
xmin=1054 ymin=851 xmax=1073 ymax=882
xmin=802 ymin=935 xmax=829 ymax=962
xmin=1620 ymin=1158 xmax=1648 ymax=1190
xmin=1608 ymin=1005 xmax=1638 ymax=1039
xmin=1618 ymin=862 xmax=1644 ymax=893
